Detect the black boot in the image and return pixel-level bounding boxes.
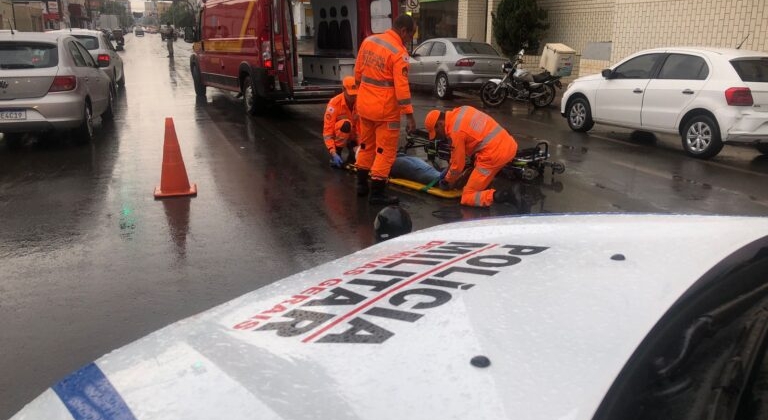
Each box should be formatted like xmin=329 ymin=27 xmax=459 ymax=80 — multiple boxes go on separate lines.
xmin=493 ymin=189 xmax=518 ymax=205
xmin=356 ymin=169 xmax=370 ymax=197
xmin=369 ymin=179 xmax=399 ymax=205
xmin=344 ymin=145 xmax=357 ymax=166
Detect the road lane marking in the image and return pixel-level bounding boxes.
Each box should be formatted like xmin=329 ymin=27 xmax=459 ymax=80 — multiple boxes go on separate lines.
xmin=517 ymin=116 xmax=767 ymax=177
xmin=610 ymin=160 xmax=768 ymax=208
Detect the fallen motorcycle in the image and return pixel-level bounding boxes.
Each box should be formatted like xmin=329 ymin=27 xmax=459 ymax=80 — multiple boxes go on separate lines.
xmin=480 ymin=49 xmax=562 ymax=108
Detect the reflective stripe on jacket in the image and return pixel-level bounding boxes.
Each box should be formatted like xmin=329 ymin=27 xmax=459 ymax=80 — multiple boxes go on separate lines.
xmin=354 ymin=29 xmax=413 ymax=122
xmin=443 ymin=106 xmax=515 ymax=184
xmin=323 ymin=93 xmax=358 ymax=151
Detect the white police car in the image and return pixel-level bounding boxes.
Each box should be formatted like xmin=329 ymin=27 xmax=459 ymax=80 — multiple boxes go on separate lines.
xmin=11 ymin=215 xmax=768 ymax=420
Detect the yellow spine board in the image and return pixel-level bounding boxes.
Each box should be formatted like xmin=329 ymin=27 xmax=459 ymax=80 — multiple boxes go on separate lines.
xmin=389 ymin=178 xmax=462 ymax=199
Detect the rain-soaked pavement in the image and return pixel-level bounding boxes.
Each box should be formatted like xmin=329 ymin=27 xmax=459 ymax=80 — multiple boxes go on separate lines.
xmin=2 ymin=34 xmax=768 ymax=417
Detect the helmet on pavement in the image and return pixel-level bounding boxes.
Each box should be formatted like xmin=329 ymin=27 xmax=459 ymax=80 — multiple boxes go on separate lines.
xmin=374 ymin=205 xmax=412 ymax=242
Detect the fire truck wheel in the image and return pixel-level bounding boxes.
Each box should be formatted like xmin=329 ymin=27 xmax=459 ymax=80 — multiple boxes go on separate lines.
xmin=243 ymin=76 xmax=268 ymax=115
xmin=192 ymin=64 xmax=206 ymax=97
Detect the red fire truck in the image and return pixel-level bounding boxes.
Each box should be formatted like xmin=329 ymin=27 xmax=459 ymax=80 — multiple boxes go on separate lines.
xmin=188 ymin=0 xmax=400 ymax=114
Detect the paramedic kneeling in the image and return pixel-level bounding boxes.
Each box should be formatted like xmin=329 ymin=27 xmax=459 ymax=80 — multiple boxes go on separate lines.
xmin=425 ymin=106 xmax=518 ymax=207
xmin=323 ymin=77 xmax=359 ymax=168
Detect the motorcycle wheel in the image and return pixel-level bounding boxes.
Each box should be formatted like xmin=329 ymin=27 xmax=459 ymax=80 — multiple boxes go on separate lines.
xmin=480 ymin=81 xmax=506 ymax=108
xmin=531 ymin=84 xmax=556 ymax=108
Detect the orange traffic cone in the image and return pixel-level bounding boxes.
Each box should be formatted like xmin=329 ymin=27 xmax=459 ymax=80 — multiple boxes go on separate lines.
xmin=154 ymin=117 xmax=197 ymax=198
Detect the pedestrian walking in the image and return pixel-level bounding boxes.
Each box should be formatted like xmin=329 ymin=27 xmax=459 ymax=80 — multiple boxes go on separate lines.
xmin=166 ymin=22 xmax=174 ymax=58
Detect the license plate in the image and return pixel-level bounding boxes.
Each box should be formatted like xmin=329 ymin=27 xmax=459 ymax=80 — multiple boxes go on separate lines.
xmin=0 ymin=110 xmax=26 ymax=120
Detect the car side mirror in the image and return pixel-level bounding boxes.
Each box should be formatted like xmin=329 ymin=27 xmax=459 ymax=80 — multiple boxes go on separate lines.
xmin=601 ymin=69 xmax=614 ymax=79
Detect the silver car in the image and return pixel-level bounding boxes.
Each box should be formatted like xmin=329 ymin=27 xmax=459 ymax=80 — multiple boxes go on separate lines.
xmin=49 ymin=29 xmax=125 ymax=86
xmin=409 ymin=38 xmax=509 ymax=99
xmin=0 ymin=31 xmax=114 ymax=143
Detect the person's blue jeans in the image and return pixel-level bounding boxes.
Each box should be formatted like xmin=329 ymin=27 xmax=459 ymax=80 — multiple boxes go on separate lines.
xmin=390 ymin=155 xmax=441 ymax=185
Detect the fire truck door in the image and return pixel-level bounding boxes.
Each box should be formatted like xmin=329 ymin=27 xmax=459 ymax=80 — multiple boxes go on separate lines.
xmin=272 ymin=0 xmax=295 ymax=89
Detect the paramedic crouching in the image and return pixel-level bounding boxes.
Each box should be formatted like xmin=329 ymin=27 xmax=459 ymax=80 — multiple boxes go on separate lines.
xmin=323 ymin=77 xmax=359 ymax=168
xmin=424 ymin=106 xmax=518 ymax=207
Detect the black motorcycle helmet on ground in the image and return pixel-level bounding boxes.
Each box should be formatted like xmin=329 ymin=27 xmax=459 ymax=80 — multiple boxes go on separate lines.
xmin=374 ymin=205 xmax=413 ymax=242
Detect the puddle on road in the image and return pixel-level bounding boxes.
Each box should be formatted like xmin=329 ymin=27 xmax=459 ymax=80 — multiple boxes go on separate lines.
xmin=671 ymin=173 xmax=713 ymax=202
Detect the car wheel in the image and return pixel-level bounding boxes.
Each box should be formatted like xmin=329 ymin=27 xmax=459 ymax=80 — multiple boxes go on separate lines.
xmin=756 ymin=144 xmax=768 ymax=155
xmin=117 ymin=69 xmax=125 ymax=87
xmin=435 ymin=73 xmax=452 ymax=99
xmin=102 ymin=85 xmax=115 ymax=121
xmin=192 ymin=64 xmax=206 ymax=97
xmin=74 ymin=102 xmax=94 ymax=143
xmin=566 ymin=97 xmax=594 ymax=132
xmin=243 ymin=76 xmax=269 ymax=115
xmin=681 ymin=115 xmax=723 ymax=159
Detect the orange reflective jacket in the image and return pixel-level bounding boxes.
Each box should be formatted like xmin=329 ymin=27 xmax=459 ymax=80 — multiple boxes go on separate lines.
xmin=443 ymin=106 xmax=517 ymax=184
xmin=323 ymin=93 xmax=358 ymax=151
xmin=354 ymin=29 xmax=413 ymax=122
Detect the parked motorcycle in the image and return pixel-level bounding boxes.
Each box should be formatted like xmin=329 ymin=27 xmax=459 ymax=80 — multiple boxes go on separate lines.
xmin=480 ymin=49 xmax=563 ymax=108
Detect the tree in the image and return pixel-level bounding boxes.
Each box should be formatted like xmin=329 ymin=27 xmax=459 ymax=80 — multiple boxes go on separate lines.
xmin=101 ymin=2 xmax=131 ymax=27
xmin=491 ymin=0 xmax=549 ymax=58
xmin=161 ymin=2 xmax=195 ymax=28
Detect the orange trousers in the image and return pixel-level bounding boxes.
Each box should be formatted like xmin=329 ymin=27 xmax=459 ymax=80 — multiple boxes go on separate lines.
xmin=356 ymin=117 xmax=400 ymax=180
xmin=461 ymin=134 xmax=518 ymax=207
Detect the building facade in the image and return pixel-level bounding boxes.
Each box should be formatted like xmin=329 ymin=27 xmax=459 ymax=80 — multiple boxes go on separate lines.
xmin=0 ymin=0 xmax=46 ymax=30
xmin=465 ymin=0 xmax=768 ymax=77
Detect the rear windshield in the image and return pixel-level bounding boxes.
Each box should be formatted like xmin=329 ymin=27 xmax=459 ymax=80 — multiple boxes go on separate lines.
xmin=0 ymin=42 xmax=58 ymax=69
xmin=72 ymin=35 xmax=99 ymax=50
xmin=730 ymin=58 xmax=768 ymax=83
xmin=453 ymin=42 xmax=499 ymax=56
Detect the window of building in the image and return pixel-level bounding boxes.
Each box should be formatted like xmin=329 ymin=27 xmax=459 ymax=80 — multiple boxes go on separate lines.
xmin=414 ymin=0 xmax=457 ymax=43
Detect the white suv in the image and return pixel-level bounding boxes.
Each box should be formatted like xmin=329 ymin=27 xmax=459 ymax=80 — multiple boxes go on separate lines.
xmin=561 ymin=47 xmax=768 ymax=158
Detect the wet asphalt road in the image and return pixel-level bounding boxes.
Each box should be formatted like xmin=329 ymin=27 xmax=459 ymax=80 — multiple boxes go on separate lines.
xmin=2 ymin=34 xmax=768 ymax=417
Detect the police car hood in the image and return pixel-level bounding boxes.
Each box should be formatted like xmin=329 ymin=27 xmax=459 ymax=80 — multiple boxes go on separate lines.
xmin=13 ymin=214 xmax=768 ymax=420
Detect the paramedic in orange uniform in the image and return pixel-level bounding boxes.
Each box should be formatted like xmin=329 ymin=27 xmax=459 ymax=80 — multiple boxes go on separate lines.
xmin=354 ymin=14 xmax=417 ymax=205
xmin=323 ymin=77 xmax=359 ymax=168
xmin=424 ymin=106 xmax=518 ymax=207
